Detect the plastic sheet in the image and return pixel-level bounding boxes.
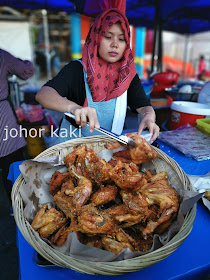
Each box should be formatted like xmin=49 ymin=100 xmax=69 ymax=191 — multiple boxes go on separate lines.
xmin=158 ymin=124 xmax=210 ymax=161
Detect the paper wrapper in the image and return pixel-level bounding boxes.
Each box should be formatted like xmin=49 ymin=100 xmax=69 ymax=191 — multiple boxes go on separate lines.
xmin=19 ymin=146 xmax=202 ymax=262
xmin=188 ymin=172 xmax=210 ymax=211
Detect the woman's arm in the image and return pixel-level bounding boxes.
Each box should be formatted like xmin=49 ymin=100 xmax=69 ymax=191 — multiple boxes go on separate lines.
xmin=35 ymin=86 xmax=100 ymax=132
xmin=3 ymin=50 xmax=34 ymax=80
xmin=127 ymin=74 xmax=159 ymax=143
xmin=136 ymin=106 xmax=160 ymax=143
xmin=36 ymin=86 xmax=79 ymax=113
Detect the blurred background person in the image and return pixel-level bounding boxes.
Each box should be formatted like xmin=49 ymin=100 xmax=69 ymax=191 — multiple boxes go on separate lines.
xmin=0 ymin=48 xmax=35 ymax=206
xmin=198 ymin=54 xmax=206 ymax=80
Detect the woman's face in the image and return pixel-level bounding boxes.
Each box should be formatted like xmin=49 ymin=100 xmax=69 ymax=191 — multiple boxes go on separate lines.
xmin=99 ymin=22 xmax=126 ymax=63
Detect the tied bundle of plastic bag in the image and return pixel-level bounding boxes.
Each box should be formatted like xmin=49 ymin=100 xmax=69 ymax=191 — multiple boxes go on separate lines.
xmin=21 ymin=103 xmax=44 ymax=122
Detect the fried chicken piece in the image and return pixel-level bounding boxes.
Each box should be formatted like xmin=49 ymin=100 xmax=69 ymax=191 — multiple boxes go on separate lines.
xmin=53 ymin=192 xmax=73 ymax=218
xmin=101 ymin=229 xmax=136 ymax=254
xmin=115 ymin=228 xmax=137 ymax=249
xmin=60 ymin=177 xmax=75 ymax=192
xmin=120 ymin=190 xmax=149 ymax=214
xmin=54 ymin=166 xmax=92 ymax=217
xmin=147 ymin=171 xmax=168 ymax=183
xmin=77 ymin=233 xmax=103 ymax=249
xmin=101 ymin=237 xmax=132 ymax=254
xmin=107 ymin=158 xmax=118 ymax=167
xmin=127 ymin=133 xmax=158 ymax=164
xmin=137 ymin=236 xmax=153 ymax=251
xmin=65 ymin=146 xmax=112 ymax=184
xmin=31 ymin=204 xmax=67 ymax=238
xmin=106 ymin=204 xmax=145 ymax=228
xmin=105 ymin=142 xmax=121 ymax=150
xmin=72 ymin=205 xmax=116 ymax=235
xmin=53 ymin=178 xmax=77 ymax=218
xmin=68 ymin=165 xmax=93 ymax=206
xmin=49 ymin=220 xmax=71 ymax=246
xmin=64 ymin=145 xmax=87 ymax=174
xmin=90 ymin=184 xmax=118 ymax=206
xmin=109 ymin=133 xmax=158 ymax=165
xmin=109 ymin=161 xmax=147 ymax=190
xmin=142 ymin=170 xmax=153 ymax=180
xmin=108 ymin=157 xmax=134 ymax=166
xmin=140 ymin=172 xmax=180 ymax=238
xmin=125 ymin=225 xmax=154 ymax=252
xmin=155 ymin=217 xmax=174 ymax=234
xmin=82 ymin=149 xmax=112 ymax=184
xmin=49 ymin=171 xmax=69 ymax=195
xmin=120 ymin=190 xmax=151 ymax=224
xmin=85 ymin=236 xmax=103 ymax=249
xmin=123 ymin=223 xmax=154 ymax=251
xmin=112 ymin=151 xmax=132 ymax=163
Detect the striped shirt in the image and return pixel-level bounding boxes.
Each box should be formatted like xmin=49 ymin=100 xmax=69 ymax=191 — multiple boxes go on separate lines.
xmin=0 ymin=49 xmax=35 ymax=157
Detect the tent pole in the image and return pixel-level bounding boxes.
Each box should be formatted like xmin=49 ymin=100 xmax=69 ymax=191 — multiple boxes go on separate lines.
xmin=157 ymin=20 xmax=163 ymax=72
xmin=42 ymin=9 xmax=51 ymax=80
xmin=182 ymin=34 xmax=190 ymax=81
xmin=151 ymin=25 xmax=157 ymax=74
xmin=151 ymin=0 xmax=160 ymax=75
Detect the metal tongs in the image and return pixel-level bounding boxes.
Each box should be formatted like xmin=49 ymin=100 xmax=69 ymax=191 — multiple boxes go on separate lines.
xmin=64 ymin=112 xmax=137 ymax=147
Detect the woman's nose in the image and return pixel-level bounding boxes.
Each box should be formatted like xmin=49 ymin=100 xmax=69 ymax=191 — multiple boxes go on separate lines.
xmin=111 ymin=38 xmax=118 ymax=48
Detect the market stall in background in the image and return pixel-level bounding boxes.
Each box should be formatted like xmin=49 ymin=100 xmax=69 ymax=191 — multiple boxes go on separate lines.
xmin=0 ymin=1 xmax=209 ymax=166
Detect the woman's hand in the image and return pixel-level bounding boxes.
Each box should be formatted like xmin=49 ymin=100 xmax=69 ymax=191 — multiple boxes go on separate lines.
xmin=36 ymin=87 xmax=100 ymax=133
xmin=71 ymin=106 xmax=100 ymax=133
xmin=137 ymin=107 xmax=160 ymax=144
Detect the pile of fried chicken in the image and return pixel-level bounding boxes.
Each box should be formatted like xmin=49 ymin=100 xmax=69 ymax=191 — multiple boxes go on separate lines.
xmin=31 ymin=133 xmax=180 ymax=255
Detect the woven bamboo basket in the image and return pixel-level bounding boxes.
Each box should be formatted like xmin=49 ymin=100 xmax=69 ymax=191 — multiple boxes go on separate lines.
xmin=12 ymin=135 xmax=196 ymax=275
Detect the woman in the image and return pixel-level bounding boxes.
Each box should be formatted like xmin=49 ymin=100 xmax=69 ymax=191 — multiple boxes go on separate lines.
xmin=0 ymin=49 xmax=34 ymax=206
xmin=36 ymin=9 xmax=159 ymax=143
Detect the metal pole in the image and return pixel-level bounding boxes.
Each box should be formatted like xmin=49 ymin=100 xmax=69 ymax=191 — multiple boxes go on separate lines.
xmin=151 ymin=0 xmax=160 ymax=74
xmin=182 ymin=35 xmax=190 ymax=81
xmin=42 ymin=9 xmax=51 ymax=80
xmin=151 ymin=25 xmax=157 ymax=74
xmin=157 ymin=21 xmax=163 ymax=72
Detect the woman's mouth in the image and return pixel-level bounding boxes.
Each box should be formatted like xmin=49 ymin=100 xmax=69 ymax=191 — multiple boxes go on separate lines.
xmin=109 ymin=52 xmax=118 ymax=57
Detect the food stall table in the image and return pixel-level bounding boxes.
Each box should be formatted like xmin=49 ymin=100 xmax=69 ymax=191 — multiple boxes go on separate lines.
xmin=8 ymin=141 xmax=210 ymax=280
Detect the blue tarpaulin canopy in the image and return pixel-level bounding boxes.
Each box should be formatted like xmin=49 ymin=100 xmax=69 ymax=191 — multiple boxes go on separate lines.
xmin=0 ymin=0 xmax=75 ymax=13
xmin=125 ymin=0 xmax=210 ymax=34
xmin=1 ymin=0 xmax=209 ymax=73
xmin=1 ymin=0 xmax=210 ymax=34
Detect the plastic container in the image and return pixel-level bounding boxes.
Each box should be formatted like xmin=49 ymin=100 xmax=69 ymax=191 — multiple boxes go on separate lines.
xmin=197 ymin=81 xmax=210 ymax=105
xmin=25 ymin=126 xmax=46 ymax=158
xmin=165 ymin=85 xmax=200 ymax=102
xmin=150 ymin=72 xmax=179 ymax=98
xmin=150 ymin=85 xmax=168 ymax=98
xmin=196 ymin=118 xmax=210 ymax=135
xmin=151 ymin=72 xmax=179 ymax=85
xmin=169 ymin=101 xmax=210 ymax=130
xmin=141 ymin=80 xmax=153 ymax=98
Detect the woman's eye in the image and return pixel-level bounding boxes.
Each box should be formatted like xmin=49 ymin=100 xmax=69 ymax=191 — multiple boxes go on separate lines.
xmin=119 ymin=38 xmax=125 ymax=41
xmin=105 ymin=36 xmax=111 ymax=40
